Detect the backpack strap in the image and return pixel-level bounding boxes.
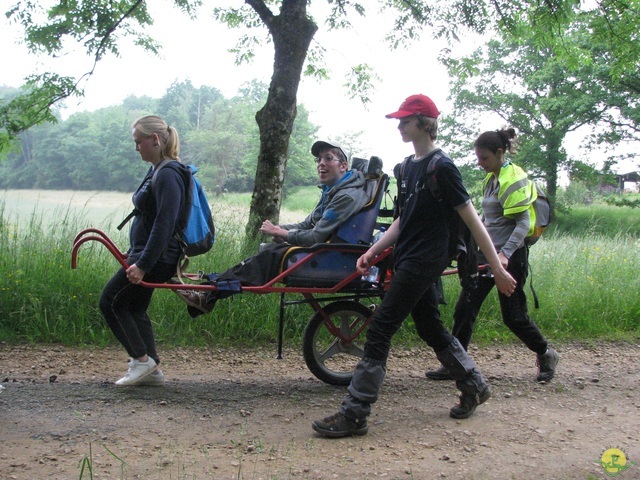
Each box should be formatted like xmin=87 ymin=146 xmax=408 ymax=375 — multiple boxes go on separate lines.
xmin=526 ymin=245 xmax=541 ymax=309
xmin=424 ymin=151 xmax=445 ymax=204
xmin=116 ymin=159 xmax=176 ymax=231
xmin=150 ymin=158 xmax=176 ymax=188
xmin=116 ymin=209 xmax=139 ymax=231
xmin=395 ymin=150 xmax=443 ymax=216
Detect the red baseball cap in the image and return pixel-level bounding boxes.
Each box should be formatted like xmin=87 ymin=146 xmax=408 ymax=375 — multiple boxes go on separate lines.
xmin=385 ymin=94 xmax=440 ymax=119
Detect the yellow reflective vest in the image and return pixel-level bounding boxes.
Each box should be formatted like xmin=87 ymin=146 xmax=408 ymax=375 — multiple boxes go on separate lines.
xmin=482 ymin=162 xmax=537 ymax=237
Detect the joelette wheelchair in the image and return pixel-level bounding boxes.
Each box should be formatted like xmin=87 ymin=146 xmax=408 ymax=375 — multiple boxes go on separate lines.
xmin=72 ymin=157 xmax=395 ymax=386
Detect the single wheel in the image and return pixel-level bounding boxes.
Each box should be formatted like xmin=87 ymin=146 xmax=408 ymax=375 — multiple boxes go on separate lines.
xmin=303 ymin=301 xmax=374 ymax=386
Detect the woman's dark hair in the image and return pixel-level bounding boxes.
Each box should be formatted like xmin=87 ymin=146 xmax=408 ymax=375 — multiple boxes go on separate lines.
xmin=474 ymin=128 xmax=517 ymax=154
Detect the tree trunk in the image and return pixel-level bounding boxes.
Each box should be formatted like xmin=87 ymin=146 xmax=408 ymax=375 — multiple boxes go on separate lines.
xmin=542 ymin=128 xmax=565 ymax=213
xmin=245 ymin=1 xmax=318 ymax=239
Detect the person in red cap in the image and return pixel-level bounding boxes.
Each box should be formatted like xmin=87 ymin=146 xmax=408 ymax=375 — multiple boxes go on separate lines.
xmin=175 ymin=140 xmax=372 ymax=317
xmin=312 ymin=94 xmax=517 ymax=438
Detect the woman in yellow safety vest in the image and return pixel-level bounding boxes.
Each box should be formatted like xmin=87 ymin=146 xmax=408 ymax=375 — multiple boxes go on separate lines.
xmin=426 ymin=128 xmax=559 ymax=383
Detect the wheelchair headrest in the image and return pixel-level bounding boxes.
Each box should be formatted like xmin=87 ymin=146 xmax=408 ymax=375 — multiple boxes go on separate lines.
xmin=351 ymin=157 xmax=369 ymax=173
xmin=367 ymin=156 xmax=383 ymax=177
xmin=352 ymin=156 xmax=383 ymax=177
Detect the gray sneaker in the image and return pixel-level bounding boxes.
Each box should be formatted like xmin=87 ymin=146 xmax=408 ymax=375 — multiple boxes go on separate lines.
xmin=536 ymin=348 xmax=559 ymax=382
xmin=136 ymin=369 xmax=165 ymax=386
xmin=115 ymin=358 xmax=157 ymax=386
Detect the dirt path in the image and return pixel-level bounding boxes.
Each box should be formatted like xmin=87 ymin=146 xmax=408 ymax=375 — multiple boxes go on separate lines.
xmin=1 ymin=342 xmax=638 ymax=480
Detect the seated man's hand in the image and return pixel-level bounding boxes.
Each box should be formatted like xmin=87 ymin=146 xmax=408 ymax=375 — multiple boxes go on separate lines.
xmin=259 ymin=220 xmax=287 ymax=243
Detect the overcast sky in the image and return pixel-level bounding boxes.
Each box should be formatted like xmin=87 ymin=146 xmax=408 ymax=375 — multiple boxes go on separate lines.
xmin=1 ymin=1 xmax=636 ymax=175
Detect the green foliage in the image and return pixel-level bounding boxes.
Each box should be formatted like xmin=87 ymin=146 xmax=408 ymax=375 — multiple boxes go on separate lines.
xmin=8 ymin=0 xmax=634 ymax=150
xmin=553 ymin=204 xmax=640 ymax=237
xmin=0 ymin=80 xmax=319 ymax=193
xmin=2 ymin=0 xmax=164 ymax=147
xmin=441 ymin=16 xmax=640 ymax=203
xmin=0 ymin=76 xmax=73 ymax=157
xmin=603 ymin=194 xmax=640 ymax=209
xmin=0 ymin=201 xmax=121 ymax=344
xmin=283 ymin=185 xmax=321 ymax=214
xmin=555 ymin=181 xmax=593 ymax=210
xmin=343 ymin=64 xmax=381 ymax=106
xmin=433 ymin=232 xmax=640 ymax=346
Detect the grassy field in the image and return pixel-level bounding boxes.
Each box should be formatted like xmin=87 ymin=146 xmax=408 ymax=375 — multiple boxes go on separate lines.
xmin=1 ymin=189 xmax=639 ymax=348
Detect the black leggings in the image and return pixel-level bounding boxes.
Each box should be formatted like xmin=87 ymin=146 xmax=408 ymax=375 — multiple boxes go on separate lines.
xmin=99 ymin=261 xmax=176 ymax=364
xmin=452 ymin=247 xmax=548 ymax=355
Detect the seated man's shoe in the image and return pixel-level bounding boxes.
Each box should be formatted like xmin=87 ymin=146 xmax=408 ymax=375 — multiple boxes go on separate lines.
xmin=449 ymin=384 xmax=491 ymax=419
xmin=425 ymin=365 xmax=453 ymax=381
xmin=312 ymin=412 xmax=368 ymax=438
xmin=175 ymin=289 xmax=216 ymax=318
xmin=536 ymin=348 xmax=559 ymax=382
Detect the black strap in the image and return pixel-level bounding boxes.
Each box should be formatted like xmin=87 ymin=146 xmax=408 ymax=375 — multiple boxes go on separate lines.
xmin=116 ymin=160 xmax=176 ymax=231
xmin=527 ymin=245 xmax=540 ymax=309
xmin=117 ymin=209 xmax=138 ymax=231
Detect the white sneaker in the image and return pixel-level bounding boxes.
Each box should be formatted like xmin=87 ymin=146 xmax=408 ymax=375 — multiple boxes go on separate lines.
xmin=136 ymin=369 xmax=165 ymax=387
xmin=115 ymin=358 xmax=157 ymax=386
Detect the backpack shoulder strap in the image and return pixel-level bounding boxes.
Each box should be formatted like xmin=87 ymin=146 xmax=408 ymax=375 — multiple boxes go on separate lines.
xmin=395 ymin=155 xmax=412 ymax=217
xmin=424 ymin=149 xmax=445 ymax=202
xmin=151 ymin=159 xmax=179 ymax=188
xmin=117 ymin=165 xmax=157 ymax=231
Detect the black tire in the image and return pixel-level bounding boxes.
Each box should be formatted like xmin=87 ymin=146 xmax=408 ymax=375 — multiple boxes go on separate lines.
xmin=302 ymin=301 xmax=374 ymax=386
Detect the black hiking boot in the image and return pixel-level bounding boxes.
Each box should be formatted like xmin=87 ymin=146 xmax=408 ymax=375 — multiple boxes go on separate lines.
xmin=449 ymin=384 xmax=491 ymax=419
xmin=425 ymin=365 xmax=453 ymax=381
xmin=536 ymin=348 xmax=559 ymax=382
xmin=312 ymin=412 xmax=368 ymax=438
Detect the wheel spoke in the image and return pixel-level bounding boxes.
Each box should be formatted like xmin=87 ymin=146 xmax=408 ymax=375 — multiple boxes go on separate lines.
xmin=341 ymin=342 xmax=365 ymax=358
xmin=316 ymin=337 xmax=343 ymax=362
xmin=338 ymin=313 xmax=353 ymax=338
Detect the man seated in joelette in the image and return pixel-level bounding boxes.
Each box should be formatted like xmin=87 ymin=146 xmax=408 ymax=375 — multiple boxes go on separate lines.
xmin=177 ymin=140 xmax=372 ymax=317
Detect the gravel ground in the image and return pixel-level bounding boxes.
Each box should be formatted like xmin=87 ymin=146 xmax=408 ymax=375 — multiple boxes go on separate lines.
xmin=1 ymin=341 xmax=639 ymax=480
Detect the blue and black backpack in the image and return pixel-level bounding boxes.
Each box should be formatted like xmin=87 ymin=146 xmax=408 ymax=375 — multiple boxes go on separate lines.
xmin=154 ymin=161 xmax=215 ymax=257
xmin=119 ymin=160 xmax=215 ymax=258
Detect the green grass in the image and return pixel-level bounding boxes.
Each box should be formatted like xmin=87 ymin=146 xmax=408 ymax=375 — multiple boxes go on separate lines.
xmin=434 ymin=232 xmax=640 ymax=346
xmin=1 ymin=191 xmax=639 ymax=349
xmin=552 ymin=204 xmax=640 ymax=237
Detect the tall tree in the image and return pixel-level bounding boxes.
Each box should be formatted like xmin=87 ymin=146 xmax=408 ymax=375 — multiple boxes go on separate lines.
xmin=441 ymin=21 xmax=639 ymax=201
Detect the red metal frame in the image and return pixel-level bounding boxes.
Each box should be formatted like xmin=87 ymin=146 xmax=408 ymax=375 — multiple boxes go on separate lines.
xmin=71 ymin=228 xmax=479 ymax=361
xmin=72 ymin=228 xmax=394 ymax=294
xmin=72 ymin=228 xmax=395 ymax=358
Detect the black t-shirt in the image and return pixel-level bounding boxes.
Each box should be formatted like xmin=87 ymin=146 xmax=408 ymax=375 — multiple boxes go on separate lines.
xmin=394 ymin=150 xmax=471 ymax=276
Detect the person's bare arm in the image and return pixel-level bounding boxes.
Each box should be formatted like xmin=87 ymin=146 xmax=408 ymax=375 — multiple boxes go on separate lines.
xmin=356 ymin=219 xmax=399 ymax=275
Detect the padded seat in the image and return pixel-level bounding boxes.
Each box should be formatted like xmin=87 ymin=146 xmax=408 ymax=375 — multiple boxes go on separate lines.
xmin=281 ymin=156 xmax=390 ymax=288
